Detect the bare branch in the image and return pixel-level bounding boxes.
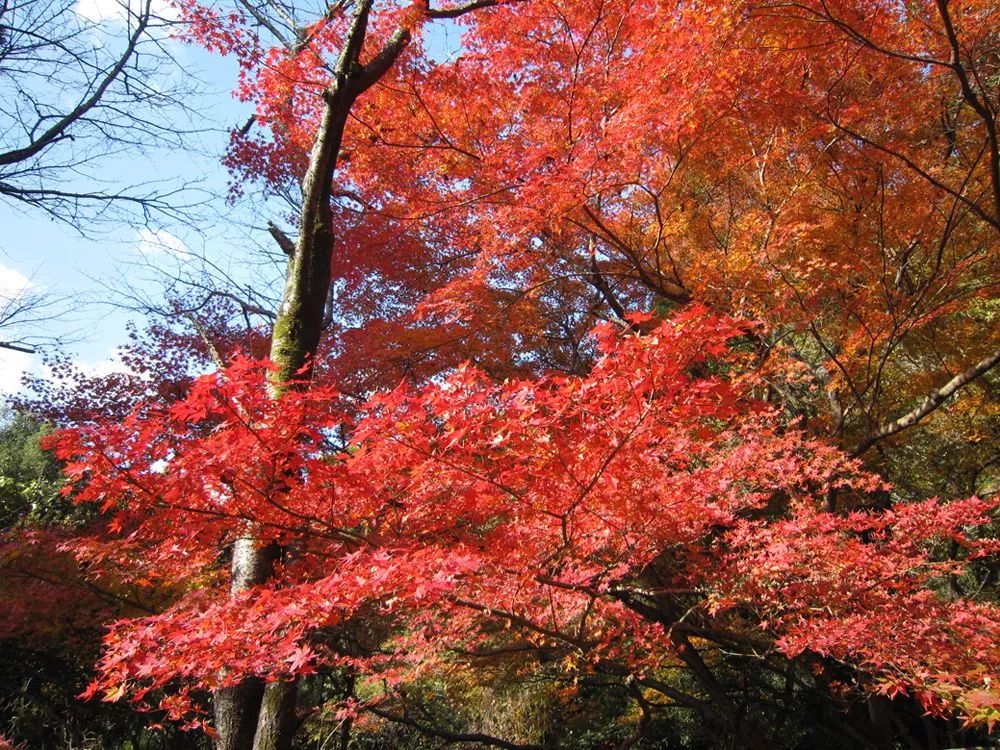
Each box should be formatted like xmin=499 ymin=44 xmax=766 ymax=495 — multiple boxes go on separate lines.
xmin=236 ymin=0 xmax=295 ymax=50
xmin=366 ymin=704 xmax=544 ymax=750
xmin=0 ymin=278 xmax=77 ymax=353
xmin=0 ymin=341 xmax=36 ymax=354
xmin=426 ymin=0 xmax=503 ymax=19
xmin=0 ymin=0 xmax=211 ymax=227
xmin=267 ymin=221 xmax=296 ymax=257
xmin=183 ymin=312 xmax=227 ymax=370
xmin=0 ymin=0 xmax=152 ymax=167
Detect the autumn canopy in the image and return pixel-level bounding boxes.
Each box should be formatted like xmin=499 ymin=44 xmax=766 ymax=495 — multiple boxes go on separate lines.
xmin=2 ymin=0 xmax=1000 ymax=748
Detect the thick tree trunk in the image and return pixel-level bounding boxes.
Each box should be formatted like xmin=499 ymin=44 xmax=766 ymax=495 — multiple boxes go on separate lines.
xmin=212 ymin=5 xmax=379 ymax=749
xmin=214 ymin=538 xmax=280 ymax=749
xmin=214 ymin=679 xmax=265 ymax=750
xmin=251 ymin=682 xmax=298 ymax=750
xmin=233 ymin=30 xmax=361 ymax=750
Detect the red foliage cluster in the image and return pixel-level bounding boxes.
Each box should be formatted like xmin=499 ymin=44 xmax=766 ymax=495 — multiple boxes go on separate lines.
xmin=7 ymin=0 xmax=999 ymax=740
xmin=48 ymin=308 xmax=1000 ymax=725
xmin=179 ymin=0 xmax=1000 ymax=411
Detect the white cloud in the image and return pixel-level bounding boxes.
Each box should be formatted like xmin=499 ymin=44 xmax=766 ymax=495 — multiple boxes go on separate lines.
xmin=0 ymin=263 xmax=31 ymax=299
xmin=74 ymin=0 xmax=125 ymax=23
xmin=0 ymin=349 xmax=33 ymax=396
xmin=76 ymin=354 xmax=137 ymax=379
xmin=137 ymin=228 xmax=189 ymax=258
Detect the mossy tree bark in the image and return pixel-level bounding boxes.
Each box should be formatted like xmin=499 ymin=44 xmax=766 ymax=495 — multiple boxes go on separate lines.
xmin=212 ymin=1 xmax=499 ymax=744
xmin=212 ymin=1 xmax=413 ymax=747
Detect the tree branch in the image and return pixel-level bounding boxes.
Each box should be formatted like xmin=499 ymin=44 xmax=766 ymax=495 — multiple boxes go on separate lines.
xmin=367 ymin=704 xmax=544 ymax=750
xmin=852 ymin=344 xmax=1000 ymax=455
xmin=0 ymin=341 xmax=36 ymax=354
xmin=0 ymin=0 xmax=152 ymax=167
xmin=267 ymin=221 xmax=296 ymax=257
xmin=350 ymin=26 xmax=412 ymax=96
xmin=426 ymin=0 xmax=502 ymax=19
xmin=934 ymin=0 xmax=1000 ymax=223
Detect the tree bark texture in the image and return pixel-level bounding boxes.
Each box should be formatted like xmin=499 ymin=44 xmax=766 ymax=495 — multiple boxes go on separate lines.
xmin=213 ymin=3 xmax=382 ymax=747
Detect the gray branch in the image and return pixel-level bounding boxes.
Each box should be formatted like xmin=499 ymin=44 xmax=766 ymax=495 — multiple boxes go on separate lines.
xmin=852 ymin=345 xmax=1000 ymax=455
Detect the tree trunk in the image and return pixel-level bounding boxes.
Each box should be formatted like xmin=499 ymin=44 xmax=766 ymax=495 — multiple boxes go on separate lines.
xmin=214 ymin=679 xmax=265 ymax=750
xmin=212 ymin=5 xmax=378 ymax=748
xmin=214 ymin=538 xmax=279 ymax=749
xmin=251 ymin=682 xmax=298 ymax=750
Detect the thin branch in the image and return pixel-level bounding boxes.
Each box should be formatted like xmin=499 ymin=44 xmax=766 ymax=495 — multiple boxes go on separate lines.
xmin=825 ymin=116 xmax=1000 ymax=232
xmin=934 ymin=0 xmax=1000 ymax=222
xmin=0 ymin=0 xmax=152 ymax=166
xmin=183 ymin=312 xmax=226 ymax=370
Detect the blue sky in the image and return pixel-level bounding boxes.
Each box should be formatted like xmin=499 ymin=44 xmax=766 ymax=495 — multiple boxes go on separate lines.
xmin=0 ymin=0 xmax=256 ymax=394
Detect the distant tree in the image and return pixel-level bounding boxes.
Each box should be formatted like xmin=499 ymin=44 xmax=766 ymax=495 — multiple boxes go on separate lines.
xmin=0 ymin=408 xmax=66 ymax=527
xmin=0 ymin=406 xmax=210 ymax=749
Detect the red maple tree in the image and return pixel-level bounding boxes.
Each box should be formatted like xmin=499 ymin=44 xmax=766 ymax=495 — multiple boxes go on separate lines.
xmin=6 ymin=0 xmax=1000 ymax=746
xmin=48 ymin=307 xmax=1000 ymax=736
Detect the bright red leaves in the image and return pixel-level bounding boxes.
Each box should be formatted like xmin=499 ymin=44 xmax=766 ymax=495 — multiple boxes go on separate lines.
xmin=49 ymin=308 xmax=1000 ymax=726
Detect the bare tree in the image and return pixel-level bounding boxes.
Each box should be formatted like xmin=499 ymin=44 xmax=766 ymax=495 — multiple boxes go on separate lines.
xmin=0 ymin=277 xmax=72 ymax=353
xmin=0 ymin=0 xmax=224 ymax=369
xmin=0 ymin=0 xmax=206 ymax=226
